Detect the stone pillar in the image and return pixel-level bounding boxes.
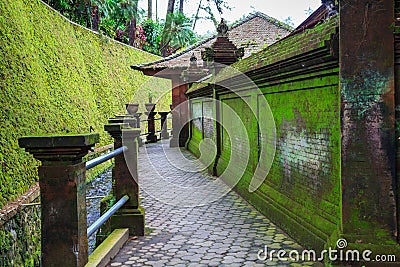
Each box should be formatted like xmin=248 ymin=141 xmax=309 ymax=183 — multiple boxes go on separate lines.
xmin=104 ymin=123 xmax=144 ymax=236
xmin=18 ymin=134 xmax=99 ymax=267
xmin=395 ymin=0 xmax=400 ymax=243
xmin=170 ymin=78 xmax=189 ymax=147
xmin=112 ymin=115 xmax=143 ymax=147
xmin=158 ymin=112 xmax=170 ymax=139
xmin=133 ymin=113 xmax=143 ymax=147
xmin=145 ymin=112 xmax=158 ymax=143
xmin=339 ymin=0 xmax=398 ymax=256
xmin=133 ymin=112 xmax=142 ymax=128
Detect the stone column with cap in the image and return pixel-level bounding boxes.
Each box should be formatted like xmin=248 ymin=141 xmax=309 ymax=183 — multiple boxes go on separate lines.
xmin=18 ymin=134 xmax=99 ymax=267
xmin=114 ymin=113 xmax=144 ymax=147
xmin=104 ymin=123 xmax=144 ymax=236
xmin=158 ymin=112 xmax=170 ymax=139
xmin=145 ymin=112 xmax=158 ymax=143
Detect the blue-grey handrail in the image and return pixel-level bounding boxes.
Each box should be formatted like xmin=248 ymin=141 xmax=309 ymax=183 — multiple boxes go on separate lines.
xmin=85 ymin=146 xmax=127 ymax=170
xmin=87 ymin=195 xmax=129 ymax=237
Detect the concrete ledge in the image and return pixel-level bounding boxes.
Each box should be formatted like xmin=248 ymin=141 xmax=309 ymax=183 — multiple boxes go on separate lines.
xmin=86 ymin=228 xmax=129 ymax=267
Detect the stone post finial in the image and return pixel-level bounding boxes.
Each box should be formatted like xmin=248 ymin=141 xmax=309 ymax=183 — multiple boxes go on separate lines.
xmin=190 ymin=53 xmax=197 ymax=68
xmin=217 ymin=18 xmax=229 ymax=37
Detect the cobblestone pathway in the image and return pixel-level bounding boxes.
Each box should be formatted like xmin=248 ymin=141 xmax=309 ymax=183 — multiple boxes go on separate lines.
xmin=109 ymin=141 xmax=319 ymax=267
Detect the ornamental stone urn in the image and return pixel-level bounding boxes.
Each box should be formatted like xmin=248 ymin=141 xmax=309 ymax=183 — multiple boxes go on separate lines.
xmin=126 ymin=103 xmax=139 ymax=115
xmin=145 ymin=103 xmax=155 ymax=112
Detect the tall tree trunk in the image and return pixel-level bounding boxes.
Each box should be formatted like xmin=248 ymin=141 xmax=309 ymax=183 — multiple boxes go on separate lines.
xmin=155 ymin=0 xmax=158 ymax=21
xmin=128 ymin=17 xmax=137 ymax=46
xmin=148 ymin=0 xmax=152 ymax=20
xmin=166 ymin=0 xmax=175 ymax=15
xmin=129 ymin=0 xmax=139 ymax=47
xmin=91 ymin=5 xmax=100 ymax=31
xmin=161 ymin=0 xmax=176 ymax=56
xmin=179 ymin=0 xmax=184 ymax=13
xmin=85 ymin=1 xmax=91 ymax=28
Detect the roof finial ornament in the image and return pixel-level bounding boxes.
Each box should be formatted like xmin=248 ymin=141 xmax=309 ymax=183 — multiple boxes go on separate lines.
xmin=217 ymin=18 xmax=229 ymax=37
xmin=190 ymin=53 xmax=197 ymax=68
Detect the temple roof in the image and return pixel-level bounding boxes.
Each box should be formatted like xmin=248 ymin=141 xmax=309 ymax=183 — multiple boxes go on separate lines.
xmin=186 ymin=5 xmax=338 ymax=95
xmin=131 ymin=12 xmax=292 ymax=73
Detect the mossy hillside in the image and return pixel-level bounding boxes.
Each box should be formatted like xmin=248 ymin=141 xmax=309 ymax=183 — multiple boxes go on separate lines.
xmin=0 ymin=0 xmax=167 ymax=208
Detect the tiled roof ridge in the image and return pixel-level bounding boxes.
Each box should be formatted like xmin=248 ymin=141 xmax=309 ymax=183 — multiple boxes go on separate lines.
xmin=132 ymin=11 xmax=292 ymax=69
xmin=236 ymin=11 xmax=293 ymax=31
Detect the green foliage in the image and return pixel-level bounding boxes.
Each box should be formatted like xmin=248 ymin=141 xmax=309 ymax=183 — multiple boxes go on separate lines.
xmin=0 ymin=0 xmax=167 ymax=208
xmin=99 ymin=16 xmax=119 ymax=37
xmin=44 ymin=0 xmax=92 ymax=26
xmin=161 ymin=11 xmax=198 ymax=56
xmin=44 ymin=1 xmax=198 ymax=55
xmin=44 ymin=0 xmax=144 ymax=45
xmin=141 ymin=19 xmax=163 ymax=55
xmin=97 ymin=0 xmax=142 ymax=35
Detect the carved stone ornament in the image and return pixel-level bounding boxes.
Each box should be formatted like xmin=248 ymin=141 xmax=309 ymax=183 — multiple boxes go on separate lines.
xmin=190 ymin=53 xmax=197 ymax=67
xmin=217 ymin=19 xmax=229 ymax=37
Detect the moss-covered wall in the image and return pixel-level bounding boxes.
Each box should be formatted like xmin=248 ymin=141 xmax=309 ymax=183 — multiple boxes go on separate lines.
xmin=188 ymin=99 xmax=206 ymax=158
xmin=187 ymin=18 xmax=341 ymax=251
xmin=188 ymin=8 xmax=400 ymax=256
xmin=0 ymin=198 xmax=41 ymax=267
xmin=0 ymin=0 xmax=168 ymax=209
xmin=216 ymin=74 xmax=340 ymax=251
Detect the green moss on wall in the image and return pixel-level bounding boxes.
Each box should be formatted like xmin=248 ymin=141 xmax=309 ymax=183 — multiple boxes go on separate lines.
xmin=186 ymin=18 xmax=341 ymax=250
xmin=0 ymin=203 xmax=41 ymax=267
xmin=0 ymin=0 xmax=167 ymax=208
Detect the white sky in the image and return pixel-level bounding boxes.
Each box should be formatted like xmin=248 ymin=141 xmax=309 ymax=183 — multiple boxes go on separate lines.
xmin=140 ymin=0 xmax=322 ymax=35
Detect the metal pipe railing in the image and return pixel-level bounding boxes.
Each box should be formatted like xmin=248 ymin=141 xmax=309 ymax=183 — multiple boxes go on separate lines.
xmin=85 ymin=146 xmax=127 ymax=170
xmin=87 ymin=195 xmax=129 ymax=237
xmin=18 ymin=108 xmax=144 ymax=266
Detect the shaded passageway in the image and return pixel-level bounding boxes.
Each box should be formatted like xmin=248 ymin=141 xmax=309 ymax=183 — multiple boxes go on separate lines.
xmin=109 ymin=141 xmax=317 ymax=266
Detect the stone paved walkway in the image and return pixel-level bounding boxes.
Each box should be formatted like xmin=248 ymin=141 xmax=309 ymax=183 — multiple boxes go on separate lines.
xmin=109 ymin=141 xmax=319 ymax=267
